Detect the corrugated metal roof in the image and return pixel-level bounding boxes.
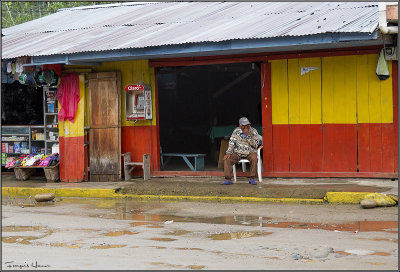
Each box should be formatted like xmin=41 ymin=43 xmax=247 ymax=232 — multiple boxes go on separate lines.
xmin=2 ymin=2 xmax=379 ymax=59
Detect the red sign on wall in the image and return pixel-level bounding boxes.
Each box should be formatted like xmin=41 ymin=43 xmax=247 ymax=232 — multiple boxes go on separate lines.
xmin=125 ymin=84 xmax=145 ymax=91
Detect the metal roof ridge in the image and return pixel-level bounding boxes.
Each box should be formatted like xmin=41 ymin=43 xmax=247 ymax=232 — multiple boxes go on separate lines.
xmin=58 ymin=1 xmax=159 ymax=11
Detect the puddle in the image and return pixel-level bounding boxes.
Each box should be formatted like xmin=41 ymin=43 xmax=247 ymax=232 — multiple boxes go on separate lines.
xmin=165 ymin=229 xmax=190 ymax=236
xmin=367 ymin=262 xmax=385 ymax=265
xmin=187 ymin=265 xmax=205 ymax=270
xmin=151 ymin=262 xmax=204 ymax=270
xmin=100 ymin=212 xmax=268 ymax=227
xmin=177 ymin=247 xmax=203 ymax=251
xmin=2 ymin=227 xmax=53 ymax=245
xmin=103 ymin=230 xmax=138 ymax=236
xmin=344 ymin=249 xmax=374 ymax=255
xmin=359 ymin=237 xmax=398 ymax=244
xmin=335 ymin=251 xmax=351 ymax=256
xmin=130 ymin=222 xmax=150 ymax=227
xmin=2 ymin=236 xmax=40 ymax=244
xmin=151 ymin=262 xmax=182 ymax=268
xmin=209 ymin=231 xmax=272 ymax=240
xmin=369 ymin=252 xmax=391 ymax=256
xmin=261 ymin=221 xmax=398 ymax=233
xmin=50 ymin=242 xmax=80 ymax=248
xmin=90 ymin=244 xmax=126 ymax=249
xmin=149 ymin=237 xmax=177 ymax=242
xmin=2 ymin=226 xmax=46 ymax=232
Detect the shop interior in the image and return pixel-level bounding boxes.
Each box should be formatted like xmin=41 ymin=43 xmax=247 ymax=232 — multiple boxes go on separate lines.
xmin=157 ymin=62 xmax=262 ymax=171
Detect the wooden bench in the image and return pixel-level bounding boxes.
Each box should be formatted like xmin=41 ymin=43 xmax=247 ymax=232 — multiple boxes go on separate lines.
xmin=14 ymin=163 xmax=60 ymax=182
xmin=160 ymin=153 xmax=206 ymax=171
xmin=122 ymin=152 xmax=150 ymax=181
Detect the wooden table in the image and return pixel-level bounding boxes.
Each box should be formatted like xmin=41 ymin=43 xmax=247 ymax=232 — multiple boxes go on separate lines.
xmin=160 ymin=153 xmax=206 ymax=171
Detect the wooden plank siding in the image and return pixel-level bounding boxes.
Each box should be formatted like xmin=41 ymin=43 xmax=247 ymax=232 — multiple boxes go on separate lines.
xmin=270 ymin=54 xmax=395 ymax=174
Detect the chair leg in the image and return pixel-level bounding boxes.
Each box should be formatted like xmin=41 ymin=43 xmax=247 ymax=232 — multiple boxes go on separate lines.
xmin=242 ymin=162 xmax=246 ymax=172
xmin=232 ymin=164 xmax=237 ymax=182
xmin=143 ymin=154 xmax=150 ymax=181
xmin=257 ymin=159 xmax=262 ymax=182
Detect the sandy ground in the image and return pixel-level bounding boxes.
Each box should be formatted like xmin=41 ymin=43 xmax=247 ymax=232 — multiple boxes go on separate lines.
xmin=2 ymin=197 xmax=398 ymax=270
xmin=118 ymin=177 xmax=394 ymax=198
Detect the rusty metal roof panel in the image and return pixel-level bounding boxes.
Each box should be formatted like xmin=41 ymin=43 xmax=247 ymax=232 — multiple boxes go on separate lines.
xmin=2 ymin=2 xmax=380 ymax=58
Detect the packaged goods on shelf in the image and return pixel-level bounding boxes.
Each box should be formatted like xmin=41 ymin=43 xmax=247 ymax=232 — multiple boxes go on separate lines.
xmin=14 ymin=142 xmax=21 ymax=153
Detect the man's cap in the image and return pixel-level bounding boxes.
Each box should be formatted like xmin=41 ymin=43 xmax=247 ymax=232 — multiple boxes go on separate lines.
xmin=239 ymin=117 xmax=251 ymax=126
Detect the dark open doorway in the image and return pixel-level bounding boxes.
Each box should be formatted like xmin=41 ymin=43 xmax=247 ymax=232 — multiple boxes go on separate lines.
xmin=157 ymin=62 xmax=261 ymax=171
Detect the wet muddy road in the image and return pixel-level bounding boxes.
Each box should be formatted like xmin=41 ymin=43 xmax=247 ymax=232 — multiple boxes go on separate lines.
xmin=2 ymin=197 xmax=398 ymax=270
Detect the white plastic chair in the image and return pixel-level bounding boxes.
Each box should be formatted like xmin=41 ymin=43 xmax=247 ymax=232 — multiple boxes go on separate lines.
xmin=232 ymin=145 xmax=263 ymax=183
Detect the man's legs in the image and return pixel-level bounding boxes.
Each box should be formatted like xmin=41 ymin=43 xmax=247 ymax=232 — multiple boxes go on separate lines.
xmin=246 ymin=152 xmax=258 ymax=184
xmin=223 ymin=153 xmax=239 ymax=181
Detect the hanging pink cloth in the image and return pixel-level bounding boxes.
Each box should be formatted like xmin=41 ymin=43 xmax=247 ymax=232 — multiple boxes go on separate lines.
xmin=57 ymin=73 xmax=80 ymax=123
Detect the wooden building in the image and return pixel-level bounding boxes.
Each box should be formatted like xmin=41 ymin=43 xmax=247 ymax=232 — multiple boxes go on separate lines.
xmin=2 ymin=2 xmax=398 ymax=181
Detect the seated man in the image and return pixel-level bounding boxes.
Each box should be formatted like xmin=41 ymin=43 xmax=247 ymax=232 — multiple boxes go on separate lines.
xmin=222 ymin=117 xmax=260 ymax=185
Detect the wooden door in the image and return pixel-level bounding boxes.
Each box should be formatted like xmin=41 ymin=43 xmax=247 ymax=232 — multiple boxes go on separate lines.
xmin=89 ymin=72 xmax=121 ymax=181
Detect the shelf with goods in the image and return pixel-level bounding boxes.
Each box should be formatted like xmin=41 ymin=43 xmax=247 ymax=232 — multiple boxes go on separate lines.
xmin=43 ymin=86 xmax=59 ymax=155
xmin=1 ymin=125 xmax=45 ymax=166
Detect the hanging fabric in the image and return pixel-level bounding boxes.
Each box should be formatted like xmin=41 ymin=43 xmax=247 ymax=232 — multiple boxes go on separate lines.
xmin=376 ymin=49 xmax=390 ymax=80
xmin=57 ymin=73 xmax=80 ymax=123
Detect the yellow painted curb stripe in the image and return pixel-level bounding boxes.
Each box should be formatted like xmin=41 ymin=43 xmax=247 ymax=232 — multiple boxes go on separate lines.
xmin=2 ymin=187 xmax=323 ymax=204
xmin=324 ymin=192 xmax=372 ymax=204
xmin=3 ymin=187 xmax=372 ymax=204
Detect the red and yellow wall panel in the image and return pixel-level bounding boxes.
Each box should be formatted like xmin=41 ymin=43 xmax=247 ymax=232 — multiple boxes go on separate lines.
xmin=270 ymin=54 xmax=397 ymax=174
xmin=58 ymin=74 xmax=87 ymax=182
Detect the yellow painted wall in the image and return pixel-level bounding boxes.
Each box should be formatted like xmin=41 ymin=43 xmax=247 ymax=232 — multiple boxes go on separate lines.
xmin=59 ymin=74 xmax=85 ymax=137
xmin=93 ymin=60 xmax=156 ymax=127
xmin=271 ymin=54 xmax=393 ymax=125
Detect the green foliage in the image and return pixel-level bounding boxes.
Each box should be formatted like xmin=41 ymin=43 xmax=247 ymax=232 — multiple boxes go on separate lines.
xmin=2 ymin=1 xmax=114 ymax=28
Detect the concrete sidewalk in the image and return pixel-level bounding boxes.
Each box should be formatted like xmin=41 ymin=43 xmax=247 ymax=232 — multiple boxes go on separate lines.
xmin=1 ymin=174 xmax=398 ymax=204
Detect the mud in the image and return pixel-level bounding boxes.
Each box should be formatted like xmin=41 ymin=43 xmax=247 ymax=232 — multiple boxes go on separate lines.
xmin=2 ymin=197 xmax=398 ymax=270
xmin=118 ymin=178 xmax=391 ymax=198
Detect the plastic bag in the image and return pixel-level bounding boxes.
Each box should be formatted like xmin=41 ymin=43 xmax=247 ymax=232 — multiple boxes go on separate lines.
xmin=376 ymin=49 xmax=390 ymax=80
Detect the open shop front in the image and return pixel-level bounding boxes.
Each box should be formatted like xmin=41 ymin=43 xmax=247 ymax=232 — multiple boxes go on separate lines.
xmin=1 ymin=62 xmax=61 ymax=181
xmin=156 ymin=62 xmax=263 ymax=173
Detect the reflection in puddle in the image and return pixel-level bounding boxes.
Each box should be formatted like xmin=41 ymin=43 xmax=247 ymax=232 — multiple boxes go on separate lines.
xmin=103 ymin=230 xmax=138 ymax=236
xmin=165 ymin=229 xmax=190 ymax=236
xmin=367 ymin=262 xmax=385 ymax=265
xmin=187 ymin=265 xmax=205 ymax=270
xmin=2 ymin=226 xmax=46 ymax=232
xmin=90 ymin=244 xmax=126 ymax=249
xmin=102 ymin=212 xmax=268 ymax=227
xmin=177 ymin=247 xmax=203 ymax=251
xmin=209 ymin=231 xmax=272 ymax=240
xmin=358 ymin=237 xmax=398 ymax=244
xmin=369 ymin=252 xmax=391 ymax=256
xmin=151 ymin=262 xmax=205 ymax=270
xmin=50 ymin=242 xmax=80 ymax=248
xmin=265 ymin=257 xmax=280 ymax=260
xmin=130 ymin=222 xmax=149 ymax=227
xmin=147 ymin=225 xmax=164 ymax=229
xmin=261 ymin=221 xmax=398 ymax=233
xmin=2 ymin=236 xmax=40 ymax=244
xmin=2 ymin=227 xmax=53 ymax=245
xmin=149 ymin=237 xmax=177 ymax=242
xmin=335 ymin=251 xmax=351 ymax=256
